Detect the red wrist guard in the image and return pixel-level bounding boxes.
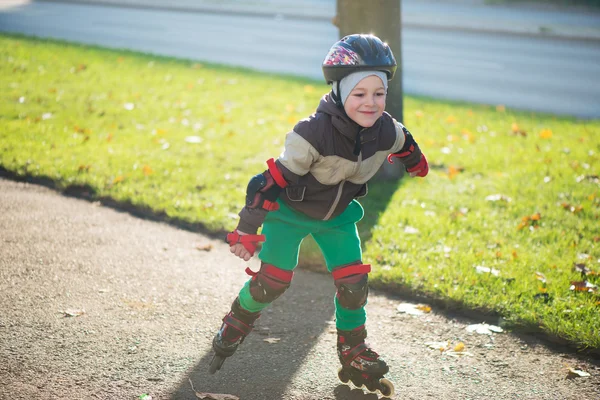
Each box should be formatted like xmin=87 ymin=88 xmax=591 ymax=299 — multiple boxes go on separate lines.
xmin=226 ymin=231 xmax=266 ymax=256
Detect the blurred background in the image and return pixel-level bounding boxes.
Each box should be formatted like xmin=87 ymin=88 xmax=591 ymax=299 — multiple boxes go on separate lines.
xmin=1 ymin=0 xmax=599 ymax=118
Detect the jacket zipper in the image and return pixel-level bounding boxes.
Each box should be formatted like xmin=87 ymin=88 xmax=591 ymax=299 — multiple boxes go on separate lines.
xmin=323 ymin=148 xmax=363 ymax=220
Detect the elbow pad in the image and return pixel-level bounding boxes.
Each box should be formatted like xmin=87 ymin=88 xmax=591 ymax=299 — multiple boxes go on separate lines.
xmin=245 ymin=158 xmax=288 ymax=211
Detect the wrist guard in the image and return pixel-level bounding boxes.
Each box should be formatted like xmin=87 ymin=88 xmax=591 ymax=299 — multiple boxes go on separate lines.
xmin=226 ymin=231 xmax=265 ymax=256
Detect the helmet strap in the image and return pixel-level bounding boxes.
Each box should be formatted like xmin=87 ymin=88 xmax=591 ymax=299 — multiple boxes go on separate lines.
xmin=332 ymin=81 xmax=344 ymax=108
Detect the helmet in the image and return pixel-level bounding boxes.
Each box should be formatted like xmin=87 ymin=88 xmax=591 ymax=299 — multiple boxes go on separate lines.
xmin=322 ymin=34 xmax=397 ymax=84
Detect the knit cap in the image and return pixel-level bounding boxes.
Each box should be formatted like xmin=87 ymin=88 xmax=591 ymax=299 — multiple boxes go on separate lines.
xmin=332 ymin=71 xmax=388 ymax=106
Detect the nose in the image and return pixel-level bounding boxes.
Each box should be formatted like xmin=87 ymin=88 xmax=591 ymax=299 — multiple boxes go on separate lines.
xmin=365 ymin=94 xmax=376 ymax=106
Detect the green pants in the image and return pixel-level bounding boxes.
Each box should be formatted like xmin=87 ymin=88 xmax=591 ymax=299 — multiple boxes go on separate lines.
xmin=238 ymin=199 xmax=366 ymax=331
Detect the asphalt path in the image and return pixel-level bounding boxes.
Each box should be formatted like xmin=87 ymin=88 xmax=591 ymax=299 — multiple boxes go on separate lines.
xmin=1 ymin=1 xmax=599 ymax=118
xmin=2 ymin=177 xmax=600 ymax=400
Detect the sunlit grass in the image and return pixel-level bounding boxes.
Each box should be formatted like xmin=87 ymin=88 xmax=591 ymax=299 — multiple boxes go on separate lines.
xmin=1 ymin=34 xmax=599 ymax=350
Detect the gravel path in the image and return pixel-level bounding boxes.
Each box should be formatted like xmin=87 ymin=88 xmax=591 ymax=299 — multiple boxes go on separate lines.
xmin=1 ymin=178 xmax=598 ymax=400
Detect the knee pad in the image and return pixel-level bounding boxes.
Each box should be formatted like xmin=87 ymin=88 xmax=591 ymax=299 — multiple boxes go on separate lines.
xmin=333 ymin=263 xmax=371 ymax=310
xmin=249 ymin=263 xmax=293 ymax=304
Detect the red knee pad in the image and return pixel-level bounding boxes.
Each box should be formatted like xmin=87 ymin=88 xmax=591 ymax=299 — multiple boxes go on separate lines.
xmin=248 ymin=263 xmax=293 ymax=304
xmin=333 ymin=263 xmax=371 ymax=310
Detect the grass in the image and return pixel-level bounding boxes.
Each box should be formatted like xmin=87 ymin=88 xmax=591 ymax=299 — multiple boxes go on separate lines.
xmin=1 ymin=34 xmax=599 ymax=352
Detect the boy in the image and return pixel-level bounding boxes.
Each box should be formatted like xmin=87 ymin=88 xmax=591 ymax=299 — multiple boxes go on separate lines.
xmin=210 ymin=34 xmax=428 ymax=396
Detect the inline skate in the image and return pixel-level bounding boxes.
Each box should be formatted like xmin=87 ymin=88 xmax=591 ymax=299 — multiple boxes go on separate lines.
xmin=208 ymin=297 xmax=261 ymax=374
xmin=337 ymin=325 xmax=394 ymax=397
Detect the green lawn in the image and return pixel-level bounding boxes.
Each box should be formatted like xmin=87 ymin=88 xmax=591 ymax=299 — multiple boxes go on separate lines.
xmin=1 ymin=34 xmax=599 ymax=351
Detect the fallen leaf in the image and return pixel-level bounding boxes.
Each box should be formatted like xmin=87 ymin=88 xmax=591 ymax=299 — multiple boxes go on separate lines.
xmin=466 ymin=323 xmax=503 ymax=335
xmin=569 ymin=281 xmax=598 ymax=293
xmin=416 ymin=304 xmax=432 ymax=313
xmin=196 ymin=243 xmax=213 ymax=252
xmin=189 ymin=379 xmax=239 ymax=400
xmin=511 ymin=122 xmax=527 ymax=136
xmin=263 ymin=337 xmax=281 ymax=344
xmin=573 ymin=263 xmax=592 ymax=276
xmin=425 ymin=341 xmax=450 ymax=352
xmin=404 ymin=226 xmax=419 ymax=234
xmin=61 ymin=309 xmax=85 ymax=317
xmin=453 ymin=342 xmax=465 ymax=352
xmin=535 ymin=272 xmax=547 ymax=283
xmin=142 ymin=165 xmax=153 ymax=176
xmin=475 ymin=266 xmax=500 ymax=276
xmin=397 ymin=303 xmax=430 ymax=315
xmin=485 ymin=194 xmax=512 ymax=203
xmin=185 ymin=136 xmax=203 ymax=144
xmin=539 ymin=129 xmax=553 ymax=139
xmin=447 ymin=165 xmax=464 ymax=179
xmin=567 ymin=367 xmax=590 ymax=378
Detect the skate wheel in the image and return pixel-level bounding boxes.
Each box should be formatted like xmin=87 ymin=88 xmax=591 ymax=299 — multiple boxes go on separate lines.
xmin=208 ymin=354 xmax=226 ymax=374
xmin=337 ymin=367 xmax=350 ymax=384
xmin=366 ymin=382 xmax=377 ymax=393
xmin=379 ymin=378 xmax=395 ymax=397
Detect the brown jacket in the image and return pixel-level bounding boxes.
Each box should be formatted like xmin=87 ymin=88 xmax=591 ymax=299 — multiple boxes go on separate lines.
xmin=237 ymin=93 xmax=407 ymax=234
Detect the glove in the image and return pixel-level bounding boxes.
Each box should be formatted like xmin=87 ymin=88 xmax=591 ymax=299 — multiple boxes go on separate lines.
xmin=406 ymin=154 xmax=428 ymax=177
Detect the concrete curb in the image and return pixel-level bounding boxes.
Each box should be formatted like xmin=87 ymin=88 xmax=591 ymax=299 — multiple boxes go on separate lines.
xmin=35 ymin=0 xmax=600 ymax=41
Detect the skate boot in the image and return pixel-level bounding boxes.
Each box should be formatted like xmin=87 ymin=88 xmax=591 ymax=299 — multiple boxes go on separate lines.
xmin=208 ymin=297 xmax=261 ymax=374
xmin=336 ymin=325 xmax=394 ymax=397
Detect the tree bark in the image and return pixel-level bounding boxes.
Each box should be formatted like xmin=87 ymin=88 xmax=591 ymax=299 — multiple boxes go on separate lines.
xmin=336 ymin=0 xmax=403 ymax=179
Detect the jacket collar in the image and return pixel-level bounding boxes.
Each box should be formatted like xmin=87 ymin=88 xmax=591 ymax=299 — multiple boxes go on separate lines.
xmin=316 ymin=93 xmax=381 ymax=144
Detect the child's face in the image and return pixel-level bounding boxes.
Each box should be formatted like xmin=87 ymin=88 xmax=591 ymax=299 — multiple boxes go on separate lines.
xmin=343 ymin=75 xmax=386 ymax=128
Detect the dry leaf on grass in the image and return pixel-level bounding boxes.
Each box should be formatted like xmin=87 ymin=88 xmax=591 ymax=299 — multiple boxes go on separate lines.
xmin=569 ymin=281 xmax=598 ymax=293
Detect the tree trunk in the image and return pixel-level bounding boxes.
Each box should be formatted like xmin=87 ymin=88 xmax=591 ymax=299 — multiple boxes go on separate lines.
xmin=336 ymin=0 xmax=403 ymax=179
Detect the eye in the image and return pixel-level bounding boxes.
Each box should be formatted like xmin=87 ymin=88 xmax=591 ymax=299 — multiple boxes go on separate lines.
xmin=353 ymin=93 xmax=364 ymax=97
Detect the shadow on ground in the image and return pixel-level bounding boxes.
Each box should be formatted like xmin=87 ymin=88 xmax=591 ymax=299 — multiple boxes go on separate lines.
xmin=170 ymin=269 xmax=336 ymax=400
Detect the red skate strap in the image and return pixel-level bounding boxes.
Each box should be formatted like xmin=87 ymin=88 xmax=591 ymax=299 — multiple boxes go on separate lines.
xmin=223 ymin=313 xmax=253 ymax=335
xmin=226 ymin=231 xmax=266 ymax=256
xmin=343 ymin=343 xmax=368 ymax=365
xmin=332 ymin=264 xmax=371 ymax=280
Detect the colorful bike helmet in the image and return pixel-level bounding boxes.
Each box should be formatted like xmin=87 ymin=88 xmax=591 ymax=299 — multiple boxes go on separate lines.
xmin=322 ymin=34 xmax=397 ymax=84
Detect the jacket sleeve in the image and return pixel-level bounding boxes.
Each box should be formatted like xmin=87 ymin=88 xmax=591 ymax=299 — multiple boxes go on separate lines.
xmin=389 ymin=120 xmax=423 ymax=170
xmin=277 ymin=129 xmax=320 ymax=183
xmin=235 ymin=129 xmax=318 ymax=234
